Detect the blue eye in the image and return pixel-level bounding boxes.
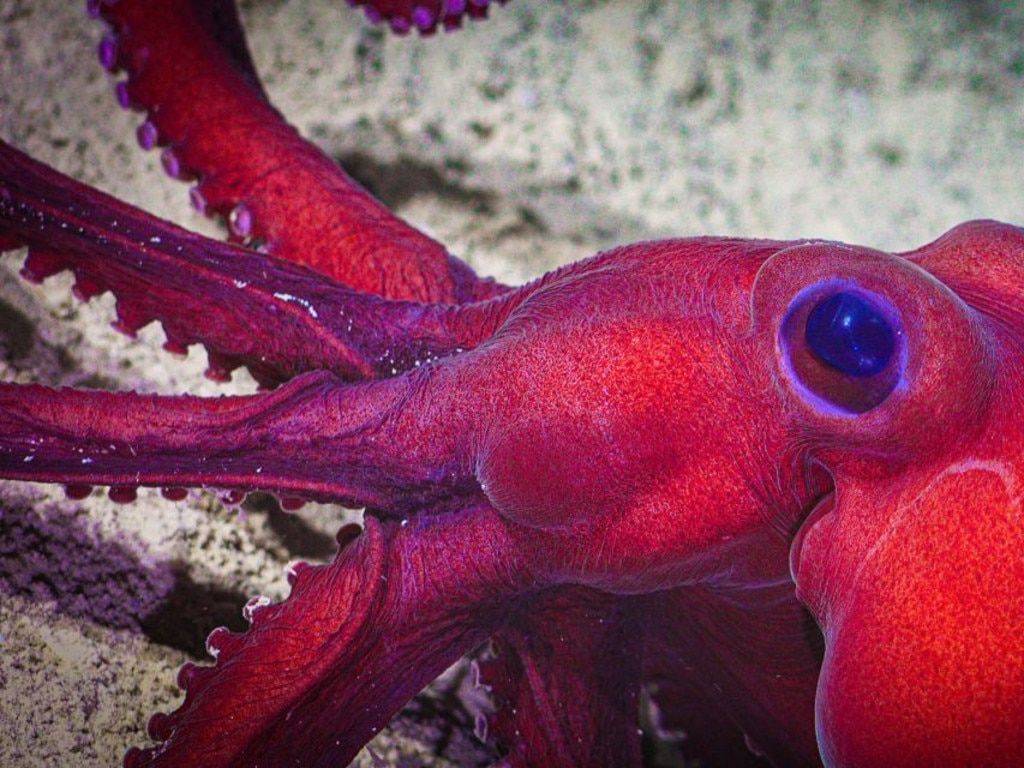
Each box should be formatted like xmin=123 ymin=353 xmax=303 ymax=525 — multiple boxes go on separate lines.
xmin=806 ymin=292 xmax=895 ymax=378
xmin=780 ymin=286 xmax=903 ymax=414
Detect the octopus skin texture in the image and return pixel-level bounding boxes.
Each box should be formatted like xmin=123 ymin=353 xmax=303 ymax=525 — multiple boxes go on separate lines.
xmin=1 ymin=1 xmax=1024 ymax=767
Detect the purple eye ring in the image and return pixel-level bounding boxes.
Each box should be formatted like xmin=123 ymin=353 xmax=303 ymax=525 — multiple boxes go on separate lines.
xmin=780 ymin=284 xmax=904 ymax=415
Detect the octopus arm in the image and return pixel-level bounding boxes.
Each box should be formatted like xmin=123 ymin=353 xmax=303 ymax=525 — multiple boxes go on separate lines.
xmin=481 ymin=587 xmax=645 ymax=767
xmin=0 ymin=140 xmax=496 ymax=385
xmin=641 ymin=584 xmax=824 ymax=767
xmin=124 ymin=507 xmax=526 ymax=768
xmin=0 ymin=367 xmax=479 ymax=511
xmin=94 ymin=0 xmax=501 ymax=302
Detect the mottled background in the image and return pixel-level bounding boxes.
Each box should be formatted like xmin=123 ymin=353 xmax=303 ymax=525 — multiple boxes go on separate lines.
xmin=1 ymin=0 xmax=1022 ymax=765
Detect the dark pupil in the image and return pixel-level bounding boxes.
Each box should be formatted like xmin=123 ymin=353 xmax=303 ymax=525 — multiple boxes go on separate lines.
xmin=806 ymin=292 xmax=895 ymax=378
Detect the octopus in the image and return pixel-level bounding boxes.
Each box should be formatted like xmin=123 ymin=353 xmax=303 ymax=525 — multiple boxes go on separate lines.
xmin=1 ymin=1 xmax=1023 ymax=766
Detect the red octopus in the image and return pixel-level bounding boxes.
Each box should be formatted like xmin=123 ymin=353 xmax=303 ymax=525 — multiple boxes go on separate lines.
xmin=1 ymin=1 xmax=1023 ymax=766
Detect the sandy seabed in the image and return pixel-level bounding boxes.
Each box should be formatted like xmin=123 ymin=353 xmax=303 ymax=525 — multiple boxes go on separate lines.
xmin=1 ymin=1 xmax=1022 ymax=766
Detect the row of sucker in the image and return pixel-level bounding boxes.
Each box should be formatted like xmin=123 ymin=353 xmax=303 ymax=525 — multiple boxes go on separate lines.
xmin=56 ymin=482 xmax=309 ymax=512
xmin=121 ymin=521 xmax=366 ymax=768
xmin=1 ymin=164 xmax=298 ymax=388
xmin=7 ymin=237 xmax=280 ymax=387
xmin=346 ymin=0 xmax=510 ymax=35
xmin=90 ymin=1 xmax=270 ymax=253
xmin=7 ymin=145 xmax=447 ymax=386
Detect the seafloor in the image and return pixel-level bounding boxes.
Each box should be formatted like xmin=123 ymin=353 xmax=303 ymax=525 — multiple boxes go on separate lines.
xmin=0 ymin=0 xmax=1022 ymax=766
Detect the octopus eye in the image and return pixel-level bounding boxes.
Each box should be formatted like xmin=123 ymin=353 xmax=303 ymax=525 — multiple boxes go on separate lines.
xmin=806 ymin=292 xmax=895 ymax=378
xmin=781 ymin=287 xmax=903 ymax=414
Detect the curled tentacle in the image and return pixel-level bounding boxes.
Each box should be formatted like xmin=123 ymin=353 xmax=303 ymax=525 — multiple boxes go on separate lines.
xmin=93 ymin=0 xmax=504 ymax=301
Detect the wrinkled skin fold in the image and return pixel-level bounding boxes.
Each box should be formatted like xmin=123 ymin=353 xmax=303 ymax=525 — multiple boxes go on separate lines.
xmin=1 ymin=1 xmax=1023 ymax=766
